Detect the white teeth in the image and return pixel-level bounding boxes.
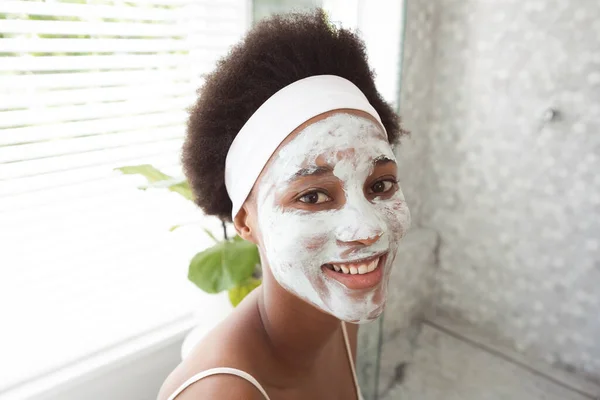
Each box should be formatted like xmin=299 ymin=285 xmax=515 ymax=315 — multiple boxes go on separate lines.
xmin=367 ymin=259 xmax=377 ymax=272
xmin=328 ymin=257 xmax=381 ymax=275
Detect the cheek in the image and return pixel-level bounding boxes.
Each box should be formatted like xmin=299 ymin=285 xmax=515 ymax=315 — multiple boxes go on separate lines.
xmin=378 ymin=197 xmax=411 ymax=239
xmin=304 ymin=233 xmax=329 ymax=251
xmin=262 ymin=210 xmax=332 ymax=262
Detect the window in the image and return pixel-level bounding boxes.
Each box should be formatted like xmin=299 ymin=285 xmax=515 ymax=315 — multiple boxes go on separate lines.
xmin=253 ymin=0 xmax=320 ymax=21
xmin=0 ymin=0 xmax=249 ymax=394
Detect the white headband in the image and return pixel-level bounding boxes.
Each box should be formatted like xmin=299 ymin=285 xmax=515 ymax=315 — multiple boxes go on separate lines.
xmin=224 ymin=74 xmax=386 ymax=220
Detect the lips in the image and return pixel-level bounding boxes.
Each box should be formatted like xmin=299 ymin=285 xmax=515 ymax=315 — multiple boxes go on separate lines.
xmin=321 ymin=253 xmax=387 ymax=290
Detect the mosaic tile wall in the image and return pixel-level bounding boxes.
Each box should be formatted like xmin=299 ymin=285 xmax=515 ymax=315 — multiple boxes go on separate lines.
xmin=378 ymin=228 xmax=438 ymax=397
xmin=397 ymin=0 xmax=600 ymax=383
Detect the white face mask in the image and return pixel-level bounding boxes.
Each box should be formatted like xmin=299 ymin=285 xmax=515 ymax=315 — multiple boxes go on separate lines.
xmin=254 ymin=113 xmax=411 ymax=323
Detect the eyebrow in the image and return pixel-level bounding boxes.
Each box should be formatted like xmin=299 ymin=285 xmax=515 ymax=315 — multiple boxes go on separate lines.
xmin=291 ymin=166 xmax=333 ymax=180
xmin=287 ymin=156 xmax=396 ymax=183
xmin=373 ymin=156 xmax=396 ymax=167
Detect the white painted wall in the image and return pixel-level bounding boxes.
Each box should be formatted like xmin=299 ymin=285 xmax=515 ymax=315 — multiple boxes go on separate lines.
xmin=322 ymin=0 xmax=404 ymax=107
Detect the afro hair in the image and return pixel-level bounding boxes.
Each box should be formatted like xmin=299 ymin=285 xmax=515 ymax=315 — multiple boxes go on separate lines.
xmin=182 ymin=9 xmax=405 ymax=221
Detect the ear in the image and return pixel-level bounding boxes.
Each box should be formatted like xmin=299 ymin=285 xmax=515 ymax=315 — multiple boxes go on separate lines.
xmin=232 ymin=205 xmax=257 ymax=244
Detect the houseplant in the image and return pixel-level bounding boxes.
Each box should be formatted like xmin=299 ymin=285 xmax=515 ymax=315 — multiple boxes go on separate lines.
xmin=115 ymin=164 xmax=261 ymax=306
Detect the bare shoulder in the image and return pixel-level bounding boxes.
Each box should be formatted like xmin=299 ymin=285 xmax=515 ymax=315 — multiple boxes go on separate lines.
xmin=158 ymin=295 xmax=271 ymax=400
xmin=157 ymin=332 xmax=269 ymax=400
xmin=158 ymin=372 xmax=267 ymax=400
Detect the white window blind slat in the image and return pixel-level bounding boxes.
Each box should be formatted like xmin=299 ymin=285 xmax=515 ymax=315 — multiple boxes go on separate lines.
xmin=0 ymin=0 xmax=240 ymax=19
xmin=0 ymin=126 xmax=185 ymax=164
xmin=100 ymin=0 xmax=199 ymax=5
xmin=0 ymin=95 xmax=194 ymax=127
xmin=1 ymin=112 xmax=188 ymax=146
xmin=0 ymin=1 xmax=186 ymax=22
xmin=0 ymin=0 xmax=250 ymax=392
xmin=2 ymin=179 xmax=186 ymax=226
xmin=0 ymin=54 xmax=205 ymax=71
xmin=0 ymin=38 xmax=193 ymax=53
xmin=0 ymin=19 xmax=189 ymax=37
xmin=5 ymin=195 xmax=201 ymax=253
xmin=1 ymin=138 xmax=184 ymax=180
xmin=0 ymin=83 xmax=192 ymax=108
xmin=0 ymin=69 xmax=197 ymax=89
xmin=0 ymin=159 xmax=182 ymax=203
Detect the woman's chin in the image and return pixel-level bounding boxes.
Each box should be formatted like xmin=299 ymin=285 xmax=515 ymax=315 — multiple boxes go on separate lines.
xmin=315 ymin=279 xmax=390 ymax=323
xmin=330 ymin=300 xmax=386 ymax=324
xmin=354 ymin=303 xmax=386 ymax=324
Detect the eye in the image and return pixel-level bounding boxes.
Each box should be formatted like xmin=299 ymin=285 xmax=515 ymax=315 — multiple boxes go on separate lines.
xmin=298 ymin=191 xmax=332 ymax=204
xmin=370 ymin=179 xmax=397 ymax=194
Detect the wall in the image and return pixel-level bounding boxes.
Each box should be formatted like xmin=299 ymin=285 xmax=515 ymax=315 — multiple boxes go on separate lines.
xmin=396 ymin=0 xmax=600 ymax=390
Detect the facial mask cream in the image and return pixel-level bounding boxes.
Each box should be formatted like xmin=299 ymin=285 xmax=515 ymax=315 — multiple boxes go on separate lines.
xmin=254 ymin=113 xmax=411 ymax=323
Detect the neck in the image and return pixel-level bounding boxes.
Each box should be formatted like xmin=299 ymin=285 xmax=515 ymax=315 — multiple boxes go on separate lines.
xmin=255 ymin=267 xmax=342 ymax=373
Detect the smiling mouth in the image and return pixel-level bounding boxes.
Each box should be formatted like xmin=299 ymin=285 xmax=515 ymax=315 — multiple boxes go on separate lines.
xmin=321 ymin=253 xmax=388 ymax=290
xmin=323 ymin=252 xmax=386 ymax=275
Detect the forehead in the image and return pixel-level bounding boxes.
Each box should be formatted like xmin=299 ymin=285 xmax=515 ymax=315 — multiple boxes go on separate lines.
xmin=266 ymin=112 xmax=393 ymax=175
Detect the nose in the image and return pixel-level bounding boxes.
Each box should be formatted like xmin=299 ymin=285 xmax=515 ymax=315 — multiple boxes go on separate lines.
xmin=337 ymin=230 xmax=383 ymax=247
xmin=337 ymin=225 xmax=383 ymax=247
xmin=334 ymin=193 xmax=386 ymax=247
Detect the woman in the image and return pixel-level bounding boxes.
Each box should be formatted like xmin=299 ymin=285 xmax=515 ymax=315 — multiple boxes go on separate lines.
xmin=159 ymin=9 xmax=410 ymax=400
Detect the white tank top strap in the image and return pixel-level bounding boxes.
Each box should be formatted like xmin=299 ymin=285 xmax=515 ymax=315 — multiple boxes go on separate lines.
xmin=341 ymin=321 xmax=364 ymax=400
xmin=166 ymin=367 xmax=271 ymax=400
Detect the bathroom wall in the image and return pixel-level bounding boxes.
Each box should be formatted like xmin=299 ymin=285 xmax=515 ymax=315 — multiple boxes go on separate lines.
xmin=389 ymin=0 xmax=600 ymax=394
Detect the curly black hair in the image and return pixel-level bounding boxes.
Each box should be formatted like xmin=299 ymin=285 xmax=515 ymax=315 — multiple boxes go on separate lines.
xmin=182 ymin=9 xmax=405 ymax=221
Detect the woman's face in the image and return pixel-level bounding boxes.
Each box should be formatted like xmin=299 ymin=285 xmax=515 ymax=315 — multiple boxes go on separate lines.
xmin=252 ymin=111 xmax=411 ymax=323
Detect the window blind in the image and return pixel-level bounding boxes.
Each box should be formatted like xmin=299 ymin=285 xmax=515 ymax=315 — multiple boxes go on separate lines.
xmin=0 ymin=0 xmax=248 ymax=392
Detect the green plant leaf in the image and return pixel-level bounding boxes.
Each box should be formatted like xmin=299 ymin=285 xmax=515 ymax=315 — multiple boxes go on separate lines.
xmin=188 ymin=240 xmax=259 ymax=294
xmin=228 ymin=278 xmax=261 ymax=307
xmin=169 ymin=225 xmax=181 ymax=232
xmin=116 ymin=165 xmax=194 ymax=201
xmin=115 ymin=165 xmax=172 ymax=183
xmin=168 ymin=180 xmax=194 ymax=201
